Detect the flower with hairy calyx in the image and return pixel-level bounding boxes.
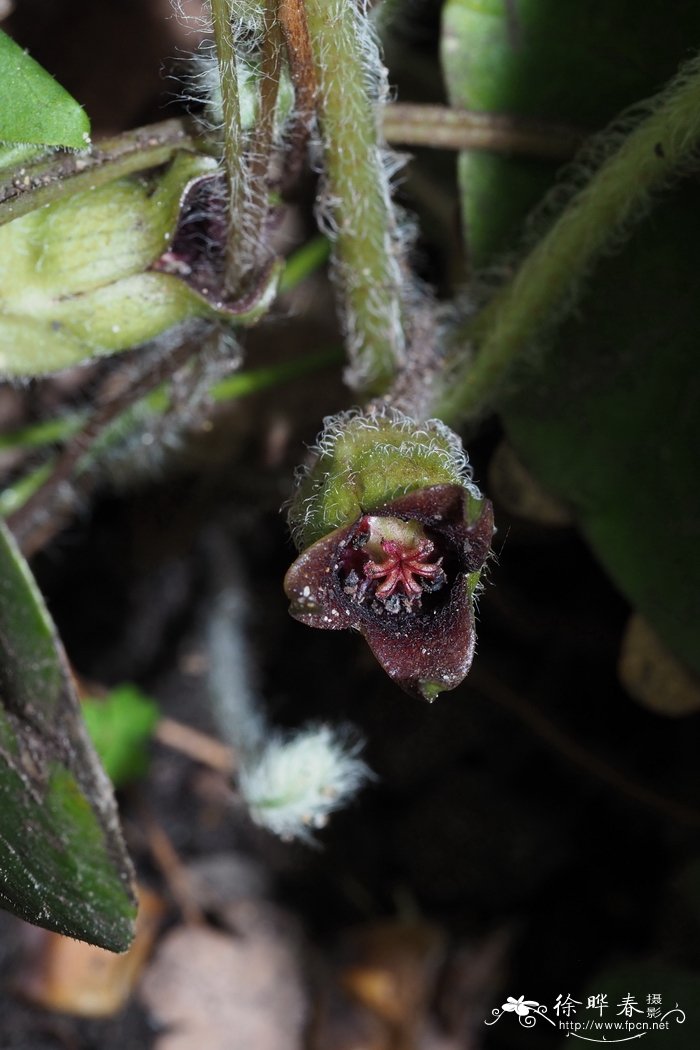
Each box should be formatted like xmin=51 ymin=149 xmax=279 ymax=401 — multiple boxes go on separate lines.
xmin=285 ymin=409 xmax=494 ymax=701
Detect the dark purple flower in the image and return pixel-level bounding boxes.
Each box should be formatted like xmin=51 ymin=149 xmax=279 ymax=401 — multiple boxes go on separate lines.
xmin=284 ymin=484 xmax=494 ymax=701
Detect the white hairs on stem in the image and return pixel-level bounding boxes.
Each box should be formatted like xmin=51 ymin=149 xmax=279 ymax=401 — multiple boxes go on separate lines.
xmin=440 ymin=53 xmax=700 ymax=423
xmin=305 ymin=0 xmax=417 ymax=391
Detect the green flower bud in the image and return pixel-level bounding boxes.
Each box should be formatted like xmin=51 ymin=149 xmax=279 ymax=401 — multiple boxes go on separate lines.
xmin=0 ymin=152 xmax=278 ymax=377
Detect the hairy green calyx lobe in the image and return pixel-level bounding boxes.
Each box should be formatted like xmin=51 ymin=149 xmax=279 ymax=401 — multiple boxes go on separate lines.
xmin=288 ymin=407 xmax=484 ymax=551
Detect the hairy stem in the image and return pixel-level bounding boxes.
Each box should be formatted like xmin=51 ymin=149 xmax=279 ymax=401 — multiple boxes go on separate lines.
xmin=210 ymin=0 xmax=248 ymax=294
xmin=279 ymin=0 xmax=316 ymax=132
xmin=304 ymin=0 xmax=406 ymax=391
xmin=247 ymin=0 xmax=282 ymax=260
xmin=5 ymin=346 xmax=340 ymax=555
xmin=437 ymin=54 xmax=700 ymax=424
xmin=6 ymin=325 xmax=207 ymax=552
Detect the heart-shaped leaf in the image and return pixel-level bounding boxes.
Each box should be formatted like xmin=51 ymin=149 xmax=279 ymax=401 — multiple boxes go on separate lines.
xmin=0 ymin=519 xmax=136 ymax=951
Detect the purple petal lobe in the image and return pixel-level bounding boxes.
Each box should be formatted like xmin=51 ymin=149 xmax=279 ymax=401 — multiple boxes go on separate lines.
xmin=284 ymin=525 xmax=354 ymax=630
xmin=464 ymin=499 xmax=495 ymax=571
xmin=360 ymin=576 xmax=476 ymax=701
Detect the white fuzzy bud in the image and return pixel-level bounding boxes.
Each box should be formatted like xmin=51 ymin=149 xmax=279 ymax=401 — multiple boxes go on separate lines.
xmin=238 ymin=725 xmax=373 ymax=844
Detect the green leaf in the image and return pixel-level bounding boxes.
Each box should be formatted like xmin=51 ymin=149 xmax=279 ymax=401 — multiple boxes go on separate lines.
xmin=0 ymin=29 xmax=90 ymax=149
xmin=440 ymin=2 xmax=700 ymax=679
xmin=441 ymin=0 xmax=700 ymax=268
xmin=82 ymin=686 xmax=159 ymax=788
xmin=0 ymin=519 xmax=136 ymax=951
xmin=500 ymin=186 xmax=700 ymax=678
xmin=0 ymin=141 xmax=48 ymax=173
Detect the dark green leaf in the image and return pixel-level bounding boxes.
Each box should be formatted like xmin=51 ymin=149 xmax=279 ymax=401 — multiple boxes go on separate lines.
xmin=441 ymin=0 xmax=700 ymax=268
xmin=82 ymin=686 xmax=159 ymax=788
xmin=0 ymin=29 xmax=90 ymax=148
xmin=0 ymin=519 xmax=136 ymax=951
xmin=441 ymin=1 xmax=700 ymax=678
xmin=500 ymin=188 xmax=700 ymax=678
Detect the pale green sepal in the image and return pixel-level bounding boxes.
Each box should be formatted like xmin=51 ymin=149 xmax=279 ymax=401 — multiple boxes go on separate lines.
xmin=0 ymin=153 xmax=231 ymax=376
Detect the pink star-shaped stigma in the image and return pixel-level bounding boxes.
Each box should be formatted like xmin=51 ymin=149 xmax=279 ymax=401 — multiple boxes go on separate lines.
xmin=363 ymin=535 xmax=444 ymax=600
